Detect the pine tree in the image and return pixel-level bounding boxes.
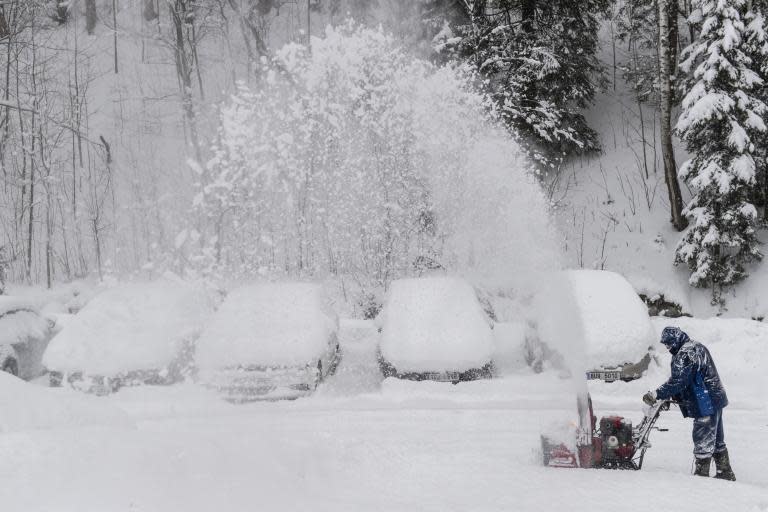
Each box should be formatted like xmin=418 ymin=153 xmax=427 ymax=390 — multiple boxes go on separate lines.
xmin=675 ymin=0 xmax=767 ymax=301
xmin=441 ymin=0 xmax=610 ymax=165
xmin=616 ymin=0 xmax=660 ymax=102
xmin=744 ymin=0 xmax=768 ymax=219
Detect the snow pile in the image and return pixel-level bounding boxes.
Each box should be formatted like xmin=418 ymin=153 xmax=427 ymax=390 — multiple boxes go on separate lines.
xmin=536 ymin=270 xmax=654 ymax=370
xmin=378 ymin=277 xmax=494 ymax=372
xmin=195 ymin=282 xmax=338 ymax=369
xmin=0 ymin=297 xmax=50 ymax=347
xmin=43 ymin=279 xmax=214 ymax=375
xmin=0 ymin=372 xmax=132 ymax=432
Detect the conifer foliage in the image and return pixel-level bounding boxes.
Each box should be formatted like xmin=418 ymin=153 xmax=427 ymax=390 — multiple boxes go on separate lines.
xmin=442 ymin=1 xmax=610 ymax=165
xmin=743 ymin=0 xmax=768 ymax=218
xmin=675 ymin=0 xmax=767 ymax=298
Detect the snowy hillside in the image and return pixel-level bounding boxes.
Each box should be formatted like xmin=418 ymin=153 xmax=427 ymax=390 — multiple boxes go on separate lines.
xmin=554 ymin=19 xmax=768 ymax=319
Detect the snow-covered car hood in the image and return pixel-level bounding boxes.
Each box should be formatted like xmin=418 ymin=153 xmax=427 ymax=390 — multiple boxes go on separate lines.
xmin=43 ymin=279 xmax=214 ymax=376
xmin=195 ymin=282 xmax=338 ymax=370
xmin=535 ymin=270 xmax=655 ymax=371
xmin=378 ymin=277 xmax=494 ymax=373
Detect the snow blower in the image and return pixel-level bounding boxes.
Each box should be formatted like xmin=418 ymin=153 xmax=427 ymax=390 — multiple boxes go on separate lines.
xmin=541 ymin=395 xmax=671 ymax=470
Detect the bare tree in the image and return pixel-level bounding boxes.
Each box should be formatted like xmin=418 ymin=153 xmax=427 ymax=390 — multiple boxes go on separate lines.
xmin=85 ymin=0 xmax=97 ymax=34
xmin=0 ymin=246 xmax=8 ymax=294
xmin=167 ymin=0 xmax=203 ymax=163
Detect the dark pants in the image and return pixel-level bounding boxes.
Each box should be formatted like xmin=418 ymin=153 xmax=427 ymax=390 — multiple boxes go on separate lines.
xmin=692 ymin=408 xmax=726 ymax=459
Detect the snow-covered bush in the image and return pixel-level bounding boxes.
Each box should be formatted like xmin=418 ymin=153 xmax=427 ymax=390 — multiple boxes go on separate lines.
xmin=193 ymin=23 xmax=559 ymax=291
xmin=675 ymin=0 xmax=767 ymax=301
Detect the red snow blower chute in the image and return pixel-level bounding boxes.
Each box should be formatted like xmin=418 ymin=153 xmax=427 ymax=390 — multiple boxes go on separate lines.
xmin=541 ymin=395 xmax=671 ymax=470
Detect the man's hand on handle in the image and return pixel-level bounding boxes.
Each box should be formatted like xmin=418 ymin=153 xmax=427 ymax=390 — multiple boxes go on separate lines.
xmin=642 ymin=391 xmax=657 ymax=406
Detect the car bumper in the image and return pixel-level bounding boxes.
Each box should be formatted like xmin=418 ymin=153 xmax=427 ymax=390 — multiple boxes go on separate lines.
xmin=379 ymin=357 xmax=494 ymax=384
xmin=201 ymin=366 xmax=318 ymax=402
xmin=49 ymin=371 xmax=122 ymax=395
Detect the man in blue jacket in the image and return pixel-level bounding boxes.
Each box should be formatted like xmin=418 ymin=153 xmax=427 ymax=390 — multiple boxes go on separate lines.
xmin=642 ymin=326 xmax=735 ymax=480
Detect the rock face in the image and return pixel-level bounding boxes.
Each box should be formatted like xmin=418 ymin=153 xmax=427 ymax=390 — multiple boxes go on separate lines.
xmin=639 ymin=293 xmax=690 ymax=318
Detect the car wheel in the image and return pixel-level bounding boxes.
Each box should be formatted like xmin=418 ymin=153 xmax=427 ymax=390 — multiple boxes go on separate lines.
xmin=2 ymin=357 xmax=19 ymax=377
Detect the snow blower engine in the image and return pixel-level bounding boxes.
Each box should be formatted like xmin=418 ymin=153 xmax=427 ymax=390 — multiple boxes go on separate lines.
xmin=541 ymin=395 xmax=671 ymax=470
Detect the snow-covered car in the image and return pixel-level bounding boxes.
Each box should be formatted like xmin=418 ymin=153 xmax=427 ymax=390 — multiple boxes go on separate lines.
xmin=376 ymin=277 xmax=495 ymax=383
xmin=534 ymin=269 xmax=656 ymax=382
xmin=43 ymin=279 xmax=214 ymax=395
xmin=0 ymin=297 xmax=55 ymax=379
xmin=195 ymin=282 xmax=341 ymax=401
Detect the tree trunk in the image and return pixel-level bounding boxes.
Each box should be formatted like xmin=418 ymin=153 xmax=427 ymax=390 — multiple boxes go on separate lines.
xmin=85 ymin=0 xmax=97 ymax=34
xmin=113 ymin=0 xmax=118 ymax=73
xmin=658 ymin=0 xmax=688 ymax=231
xmin=27 ymin=24 xmax=38 ymax=282
xmin=1 ymin=3 xmax=13 ymax=166
xmin=170 ymin=1 xmax=202 ymax=164
xmin=521 ymin=0 xmax=535 ymax=34
xmin=0 ymin=7 xmax=9 ymax=40
xmin=763 ymin=169 xmax=768 ymax=224
xmin=667 ymin=0 xmax=679 ymax=99
xmin=521 ymin=0 xmax=537 ymax=111
xmin=0 ymin=246 xmax=7 ymax=294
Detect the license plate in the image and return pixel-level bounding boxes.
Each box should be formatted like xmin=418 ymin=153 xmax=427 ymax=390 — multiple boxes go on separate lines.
xmin=586 ymin=370 xmax=621 ymax=382
xmin=425 ymin=372 xmax=460 ymax=382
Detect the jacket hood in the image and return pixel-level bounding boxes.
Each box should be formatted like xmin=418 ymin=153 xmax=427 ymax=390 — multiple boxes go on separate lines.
xmin=660 ymin=326 xmax=689 ymax=354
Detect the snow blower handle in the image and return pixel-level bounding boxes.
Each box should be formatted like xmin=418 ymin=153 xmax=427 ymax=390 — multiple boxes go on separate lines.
xmin=630 ymin=398 xmax=672 ymax=470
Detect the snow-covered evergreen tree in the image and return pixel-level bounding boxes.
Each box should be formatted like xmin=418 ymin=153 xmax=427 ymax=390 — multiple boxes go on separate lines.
xmin=743 ymin=0 xmax=768 ymax=219
xmin=675 ymin=0 xmax=767 ymax=300
xmin=616 ymin=0 xmax=661 ymax=101
xmin=438 ymin=0 xmax=610 ymax=166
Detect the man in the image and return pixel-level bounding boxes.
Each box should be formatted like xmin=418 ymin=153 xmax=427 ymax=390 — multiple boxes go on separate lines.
xmin=643 ymin=326 xmax=735 ymax=480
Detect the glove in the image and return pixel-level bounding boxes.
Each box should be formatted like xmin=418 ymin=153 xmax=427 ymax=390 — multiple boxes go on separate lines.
xmin=642 ymin=391 xmax=657 ymax=406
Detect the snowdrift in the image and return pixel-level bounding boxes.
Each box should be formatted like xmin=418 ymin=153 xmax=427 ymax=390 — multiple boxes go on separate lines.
xmin=0 ymin=372 xmax=132 ymax=432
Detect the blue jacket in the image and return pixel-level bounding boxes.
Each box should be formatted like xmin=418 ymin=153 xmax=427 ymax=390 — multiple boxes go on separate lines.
xmin=655 ymin=338 xmax=728 ymax=418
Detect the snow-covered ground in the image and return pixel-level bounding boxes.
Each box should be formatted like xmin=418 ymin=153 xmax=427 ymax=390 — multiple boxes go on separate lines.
xmin=1 ymin=317 xmax=766 ymax=511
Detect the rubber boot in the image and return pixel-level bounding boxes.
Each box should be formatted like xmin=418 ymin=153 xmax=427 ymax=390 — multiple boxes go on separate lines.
xmin=713 ymin=449 xmax=736 ymax=481
xmin=693 ymin=457 xmax=711 ymax=477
